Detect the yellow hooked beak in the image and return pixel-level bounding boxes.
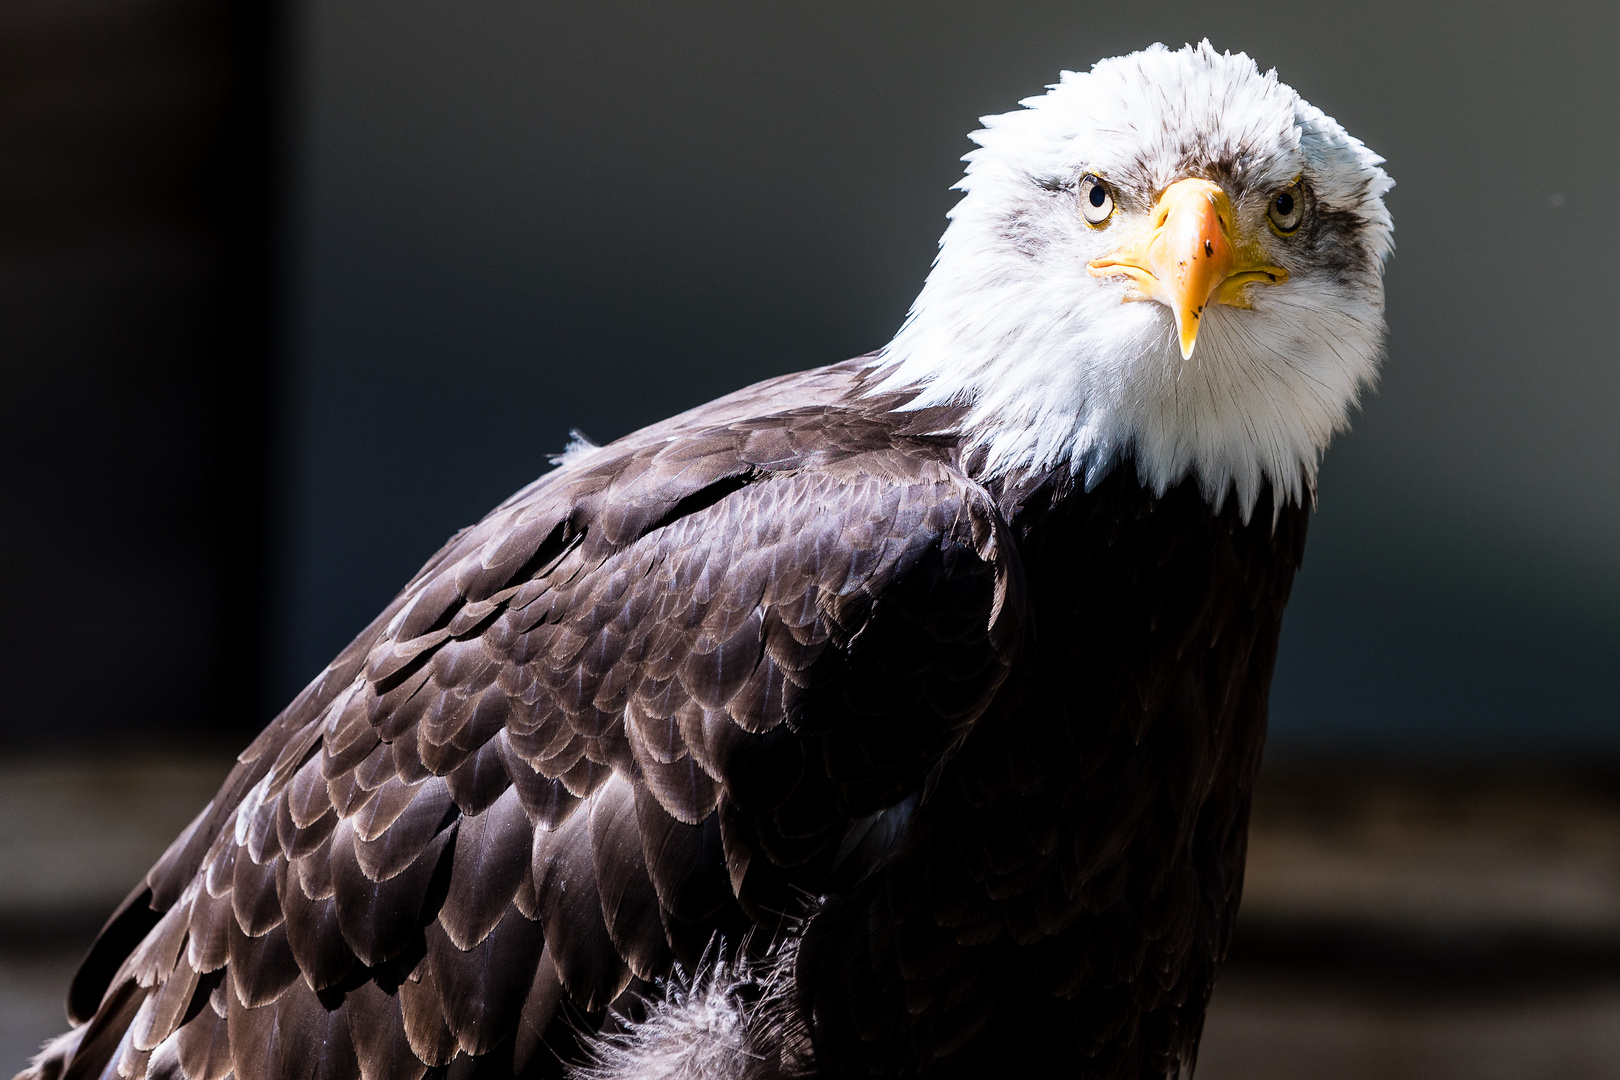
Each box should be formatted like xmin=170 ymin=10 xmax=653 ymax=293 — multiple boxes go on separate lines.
xmin=1087 ymin=178 xmax=1288 ymax=360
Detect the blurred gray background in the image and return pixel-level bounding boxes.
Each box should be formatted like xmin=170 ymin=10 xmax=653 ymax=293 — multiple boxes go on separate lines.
xmin=3 ymin=0 xmax=1615 ymax=756
xmin=3 ymin=0 xmax=1619 ymax=1076
xmin=274 ymin=0 xmax=1618 ymax=755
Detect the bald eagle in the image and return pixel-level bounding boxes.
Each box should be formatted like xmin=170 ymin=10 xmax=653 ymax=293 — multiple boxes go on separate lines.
xmin=23 ymin=42 xmax=1392 ymax=1080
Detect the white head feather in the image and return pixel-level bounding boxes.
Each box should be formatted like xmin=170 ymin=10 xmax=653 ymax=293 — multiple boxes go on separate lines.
xmin=871 ymin=41 xmax=1394 ymax=518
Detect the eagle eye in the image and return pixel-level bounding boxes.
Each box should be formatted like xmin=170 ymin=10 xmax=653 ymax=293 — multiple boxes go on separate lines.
xmin=1267 ymin=183 xmax=1304 ymax=235
xmin=1078 ymin=174 xmax=1114 ymax=226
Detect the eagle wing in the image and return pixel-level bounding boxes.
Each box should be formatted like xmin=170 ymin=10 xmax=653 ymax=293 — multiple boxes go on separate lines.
xmin=61 ymin=370 xmax=1023 ymax=1080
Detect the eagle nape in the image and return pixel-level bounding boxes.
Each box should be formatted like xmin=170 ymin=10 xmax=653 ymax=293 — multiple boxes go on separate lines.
xmin=21 ymin=40 xmax=1391 ymax=1080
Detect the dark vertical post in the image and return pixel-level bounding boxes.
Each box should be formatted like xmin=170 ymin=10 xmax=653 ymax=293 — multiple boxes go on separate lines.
xmin=213 ymin=0 xmax=281 ymax=738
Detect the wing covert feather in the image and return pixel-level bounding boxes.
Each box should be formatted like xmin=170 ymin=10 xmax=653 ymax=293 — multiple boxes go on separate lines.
xmin=54 ymin=364 xmax=1022 ymax=1080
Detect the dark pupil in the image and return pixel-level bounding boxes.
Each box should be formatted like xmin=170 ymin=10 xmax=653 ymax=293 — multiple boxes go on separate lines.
xmin=1274 ymin=192 xmax=1295 ymax=217
xmin=1088 ymin=184 xmax=1108 ymax=208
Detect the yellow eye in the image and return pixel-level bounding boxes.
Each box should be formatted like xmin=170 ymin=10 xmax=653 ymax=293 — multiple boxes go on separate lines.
xmin=1267 ymin=183 xmax=1304 ymax=235
xmin=1078 ymin=174 xmax=1114 ymax=226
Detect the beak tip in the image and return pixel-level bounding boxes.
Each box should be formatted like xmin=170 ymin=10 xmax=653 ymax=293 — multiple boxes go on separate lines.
xmin=1176 ymin=321 xmax=1199 ymax=361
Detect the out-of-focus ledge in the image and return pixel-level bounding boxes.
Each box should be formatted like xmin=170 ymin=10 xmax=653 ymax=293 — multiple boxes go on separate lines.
xmin=0 ymin=756 xmax=233 ymax=940
xmin=2 ymin=756 xmax=1619 ymax=948
xmin=1242 ymin=762 xmax=1620 ymax=939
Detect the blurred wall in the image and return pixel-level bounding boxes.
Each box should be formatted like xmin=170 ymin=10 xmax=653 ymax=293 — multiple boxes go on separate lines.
xmin=276 ymin=0 xmax=1620 ymax=755
xmin=11 ymin=1 xmax=1604 ymax=755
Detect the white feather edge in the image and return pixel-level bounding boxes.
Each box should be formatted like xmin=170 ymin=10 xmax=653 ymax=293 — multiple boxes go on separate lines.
xmin=550 ymin=428 xmax=604 ymax=469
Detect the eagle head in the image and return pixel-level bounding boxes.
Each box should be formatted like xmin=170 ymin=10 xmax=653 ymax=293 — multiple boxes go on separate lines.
xmin=874 ymin=41 xmax=1394 ymax=518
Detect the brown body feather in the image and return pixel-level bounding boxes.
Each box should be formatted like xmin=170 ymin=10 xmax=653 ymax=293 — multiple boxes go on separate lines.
xmin=23 ymin=355 xmax=1305 ymax=1080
